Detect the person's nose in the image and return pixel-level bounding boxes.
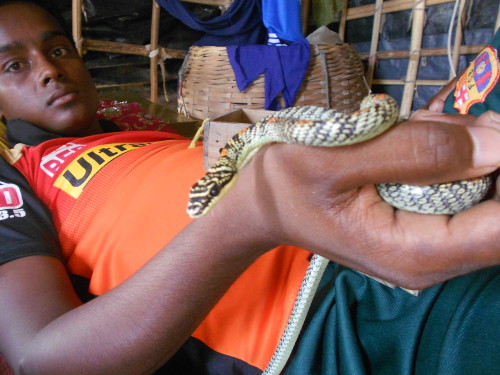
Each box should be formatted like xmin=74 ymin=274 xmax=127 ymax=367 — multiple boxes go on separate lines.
xmin=37 ymin=56 xmax=64 ymax=86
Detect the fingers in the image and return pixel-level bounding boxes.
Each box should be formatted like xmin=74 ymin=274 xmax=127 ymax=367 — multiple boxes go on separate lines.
xmin=324 ymin=115 xmax=500 ymax=189
xmin=302 ymin=185 xmax=500 ymax=289
xmin=418 ymin=97 xmax=446 ymax=112
xmin=428 ymin=98 xmax=445 ymax=112
xmin=410 ymin=109 xmax=476 ymax=125
xmin=406 ymin=111 xmax=500 ymax=169
xmin=251 ymin=115 xmax=499 ymax=194
xmin=421 ymin=76 xmax=457 ymax=110
xmin=362 ymin=198 xmax=500 ymax=289
xmin=469 ymin=111 xmax=500 ymax=168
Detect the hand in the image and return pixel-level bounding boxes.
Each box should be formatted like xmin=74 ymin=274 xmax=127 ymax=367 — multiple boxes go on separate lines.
xmin=420 ymin=74 xmax=458 ymax=112
xmin=217 ymin=110 xmax=500 ymax=290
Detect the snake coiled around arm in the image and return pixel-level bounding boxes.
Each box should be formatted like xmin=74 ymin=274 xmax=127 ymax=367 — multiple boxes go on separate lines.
xmin=187 ymin=94 xmax=492 ymax=218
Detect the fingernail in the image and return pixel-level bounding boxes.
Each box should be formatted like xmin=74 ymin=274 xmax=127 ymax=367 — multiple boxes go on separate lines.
xmin=428 ymin=99 xmax=445 ymax=112
xmin=469 ymin=126 xmax=500 ymax=168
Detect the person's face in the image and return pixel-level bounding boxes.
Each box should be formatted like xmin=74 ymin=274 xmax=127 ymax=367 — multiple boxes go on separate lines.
xmin=0 ymin=2 xmax=100 ymax=135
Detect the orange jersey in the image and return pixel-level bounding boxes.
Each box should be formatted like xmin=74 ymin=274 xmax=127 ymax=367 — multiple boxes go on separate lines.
xmin=11 ymin=130 xmax=313 ymax=371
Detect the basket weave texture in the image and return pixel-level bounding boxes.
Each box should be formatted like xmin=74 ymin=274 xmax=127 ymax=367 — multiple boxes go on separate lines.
xmin=177 ymin=43 xmax=369 ymax=120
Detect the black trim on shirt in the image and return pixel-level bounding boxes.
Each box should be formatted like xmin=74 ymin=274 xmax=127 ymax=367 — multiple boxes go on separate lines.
xmin=6 ymin=118 xmax=120 ymax=146
xmin=0 ymin=119 xmax=119 ymax=265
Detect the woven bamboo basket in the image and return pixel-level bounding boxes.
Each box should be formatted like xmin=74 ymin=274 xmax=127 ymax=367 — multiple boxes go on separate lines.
xmin=177 ymin=43 xmax=369 ymax=120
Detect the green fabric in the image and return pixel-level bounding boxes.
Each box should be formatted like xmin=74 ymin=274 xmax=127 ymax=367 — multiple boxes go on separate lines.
xmin=312 ymin=0 xmax=344 ymax=27
xmin=284 ymin=264 xmax=500 ymax=375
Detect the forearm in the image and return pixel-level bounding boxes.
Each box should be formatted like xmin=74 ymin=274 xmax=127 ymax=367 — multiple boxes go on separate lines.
xmin=18 ymin=210 xmax=270 ymax=375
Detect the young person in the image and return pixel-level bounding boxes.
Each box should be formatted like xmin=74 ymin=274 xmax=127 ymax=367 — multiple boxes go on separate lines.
xmin=0 ymin=1 xmax=498 ymax=374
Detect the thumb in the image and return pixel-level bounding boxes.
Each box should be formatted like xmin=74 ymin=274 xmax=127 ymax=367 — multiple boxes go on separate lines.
xmin=332 ymin=116 xmax=499 ymax=189
xmin=468 ymin=111 xmax=500 ymax=169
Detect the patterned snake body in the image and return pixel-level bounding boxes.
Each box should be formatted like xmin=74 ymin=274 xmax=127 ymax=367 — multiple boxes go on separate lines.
xmin=187 ymin=94 xmax=492 ymax=218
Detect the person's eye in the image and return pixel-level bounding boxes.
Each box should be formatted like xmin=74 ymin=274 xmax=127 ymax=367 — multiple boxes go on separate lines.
xmin=4 ymin=61 xmax=23 ymax=73
xmin=51 ymin=47 xmax=68 ymax=58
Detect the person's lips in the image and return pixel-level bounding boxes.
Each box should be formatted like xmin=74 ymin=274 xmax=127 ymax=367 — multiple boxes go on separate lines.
xmin=47 ymin=88 xmax=79 ymax=106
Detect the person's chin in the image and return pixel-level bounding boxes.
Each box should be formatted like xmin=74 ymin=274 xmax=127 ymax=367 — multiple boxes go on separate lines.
xmin=50 ymin=109 xmax=97 ymax=135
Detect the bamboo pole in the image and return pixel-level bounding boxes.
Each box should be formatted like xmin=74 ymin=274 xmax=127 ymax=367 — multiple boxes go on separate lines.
xmin=372 ymin=78 xmax=449 ymax=85
xmin=338 ymin=0 xmax=349 ymax=41
xmin=301 ymin=0 xmax=311 ymax=35
xmin=358 ymin=44 xmax=485 ymax=60
xmin=495 ymin=2 xmax=500 ymax=33
xmin=161 ymin=48 xmax=187 ymax=60
xmin=150 ymin=1 xmax=161 ymax=103
xmin=366 ymin=0 xmax=384 ymax=87
xmin=449 ymin=0 xmax=466 ymax=79
xmin=400 ymin=0 xmax=426 ymax=118
xmin=96 ymin=82 xmax=150 ymax=89
xmin=72 ymin=0 xmax=83 ymax=55
xmin=346 ymin=0 xmax=453 ymax=21
xmin=82 ymin=40 xmax=150 ymax=56
xmin=81 ymin=39 xmax=186 ymax=59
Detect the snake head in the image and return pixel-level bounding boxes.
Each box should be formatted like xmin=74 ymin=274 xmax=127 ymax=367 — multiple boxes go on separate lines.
xmin=187 ymin=164 xmax=236 ymax=218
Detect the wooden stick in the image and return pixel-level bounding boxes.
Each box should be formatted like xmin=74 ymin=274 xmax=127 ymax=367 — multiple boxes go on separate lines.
xmin=346 ymin=0 xmax=453 ymax=20
xmin=81 ymin=39 xmax=187 ymax=59
xmin=495 ymin=2 xmax=500 ymax=33
xmin=160 ymin=47 xmax=187 ymax=60
xmin=400 ymin=0 xmax=426 ymax=118
xmin=72 ymin=0 xmax=83 ymax=55
xmin=358 ymin=44 xmax=486 ymax=60
xmin=372 ymin=78 xmax=449 ymax=85
xmin=83 ymin=39 xmax=150 ymax=55
xmin=338 ymin=0 xmax=349 ymax=41
xmin=301 ymin=0 xmax=311 ymax=35
xmin=150 ymin=1 xmax=160 ymax=103
xmin=96 ymin=82 xmax=150 ymax=89
xmin=366 ymin=0 xmax=384 ymax=87
xmin=449 ymin=0 xmax=466 ymax=79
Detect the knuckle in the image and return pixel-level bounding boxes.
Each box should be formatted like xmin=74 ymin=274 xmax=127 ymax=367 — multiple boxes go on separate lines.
xmin=411 ymin=123 xmax=473 ymax=177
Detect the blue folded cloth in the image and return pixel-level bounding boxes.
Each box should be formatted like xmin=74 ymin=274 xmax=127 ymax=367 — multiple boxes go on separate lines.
xmin=227 ymin=38 xmax=311 ymax=110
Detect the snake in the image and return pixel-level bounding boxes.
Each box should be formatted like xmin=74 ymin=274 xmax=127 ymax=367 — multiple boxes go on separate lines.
xmin=187 ymin=94 xmax=492 ymax=219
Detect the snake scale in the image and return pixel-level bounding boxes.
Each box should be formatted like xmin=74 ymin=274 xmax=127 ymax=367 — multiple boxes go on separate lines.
xmin=187 ymin=94 xmax=492 ymax=218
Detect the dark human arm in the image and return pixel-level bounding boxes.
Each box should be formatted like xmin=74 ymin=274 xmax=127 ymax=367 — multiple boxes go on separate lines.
xmin=247 ymin=110 xmax=499 ymax=287
xmin=0 ymin=215 xmax=266 ymax=375
xmin=0 ymin=112 xmax=499 ymax=375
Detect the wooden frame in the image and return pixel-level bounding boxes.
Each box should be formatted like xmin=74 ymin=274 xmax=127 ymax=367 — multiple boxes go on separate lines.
xmin=72 ymin=0 xmax=312 ymax=103
xmin=72 ymin=0 xmax=187 ymax=102
xmin=339 ymin=0 xmax=499 ymax=118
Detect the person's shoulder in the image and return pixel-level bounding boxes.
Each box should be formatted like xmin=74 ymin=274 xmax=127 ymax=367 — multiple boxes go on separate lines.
xmin=6 ymin=119 xmax=62 ymax=146
xmin=0 ymin=151 xmax=21 ymax=178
